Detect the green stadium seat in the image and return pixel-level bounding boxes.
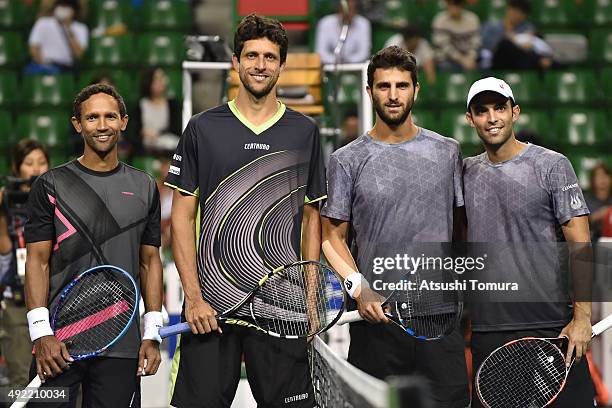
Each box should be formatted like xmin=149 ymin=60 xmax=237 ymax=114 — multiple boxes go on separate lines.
xmin=131 ymin=155 xmax=159 ymax=176
xmin=602 ymin=67 xmax=612 ymax=104
xmin=324 ymin=73 xmax=361 ymax=105
xmin=554 ymin=109 xmax=606 ymax=147
xmin=532 ymin=0 xmax=571 ymax=27
xmin=589 ymin=29 xmax=612 ymax=65
xmin=0 ymin=109 xmax=12 ymax=148
xmin=0 ymin=31 xmax=25 ymax=67
xmin=17 ymin=111 xmax=71 ymax=149
xmin=372 ymin=28 xmax=399 ymax=53
xmin=78 ymin=69 xmax=138 ymax=105
xmin=88 ymin=0 xmax=132 ymax=34
xmin=566 ymin=152 xmax=610 ymax=189
xmin=414 ymin=77 xmax=437 ymax=108
xmin=591 ymin=0 xmax=612 ymax=26
xmin=85 ymin=35 xmax=134 ymax=68
xmin=468 ymin=0 xmax=507 ymax=22
xmin=140 ymin=0 xmax=190 ymax=31
xmin=138 ymin=33 xmax=185 ymax=67
xmin=436 ymin=72 xmax=479 ymax=106
xmin=0 ymin=70 xmax=18 ymax=107
xmin=545 ymin=70 xmax=598 ymax=105
xmin=0 ymin=0 xmax=30 ymax=29
xmin=412 ymin=109 xmax=437 ymax=130
xmin=164 ymin=68 xmax=183 ymax=100
xmin=514 ymin=110 xmax=554 ymax=145
xmin=493 ymin=71 xmax=543 ymax=106
xmin=22 ymin=74 xmax=75 ymax=108
xmin=439 ymin=112 xmax=480 ymax=145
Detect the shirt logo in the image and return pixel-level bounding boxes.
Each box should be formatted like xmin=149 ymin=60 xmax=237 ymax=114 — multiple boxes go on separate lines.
xmin=562 ymin=183 xmax=579 ymax=192
xmin=284 ymin=393 xmax=308 ymax=404
xmin=121 ymin=191 xmax=135 ymax=196
xmin=244 ymin=143 xmax=270 ymax=151
xmin=169 ymin=165 xmax=181 ymax=176
xmin=570 ymin=194 xmax=582 ymax=210
xmin=173 ymin=154 xmax=182 ymax=162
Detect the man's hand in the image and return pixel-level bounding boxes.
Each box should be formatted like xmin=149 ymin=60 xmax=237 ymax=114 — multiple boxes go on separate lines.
xmin=559 ymin=314 xmax=592 ymax=366
xmin=137 ymin=340 xmax=161 ymax=376
xmin=34 ymin=335 xmax=73 ymax=382
xmin=185 ymin=297 xmax=221 ymax=334
xmin=355 ymin=287 xmax=388 ymax=324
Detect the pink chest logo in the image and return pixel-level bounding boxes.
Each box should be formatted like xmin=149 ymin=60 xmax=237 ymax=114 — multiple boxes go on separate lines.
xmin=121 ymin=191 xmax=135 ymax=196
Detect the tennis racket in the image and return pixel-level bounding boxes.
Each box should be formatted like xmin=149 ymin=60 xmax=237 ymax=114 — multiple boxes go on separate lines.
xmin=336 ymin=269 xmax=463 ymax=340
xmin=475 ymin=314 xmax=612 ymax=408
xmin=11 ymin=265 xmax=139 ymax=408
xmin=159 ymin=260 xmax=345 ymax=339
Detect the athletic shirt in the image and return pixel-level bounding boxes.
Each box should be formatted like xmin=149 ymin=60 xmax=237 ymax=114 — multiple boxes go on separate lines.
xmin=321 ymin=128 xmax=464 ymax=284
xmin=164 ymin=101 xmax=326 ymax=315
xmin=25 ymin=160 xmax=161 ymax=358
xmin=463 ymin=144 xmax=590 ymax=331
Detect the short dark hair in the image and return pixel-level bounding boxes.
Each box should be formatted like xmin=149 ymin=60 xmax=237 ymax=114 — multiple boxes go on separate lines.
xmin=72 ymin=84 xmax=127 ymax=120
xmin=233 ymin=14 xmax=289 ymax=64
xmin=367 ymin=46 xmax=418 ymax=89
xmin=11 ymin=139 xmax=49 ymax=177
xmin=508 ymin=0 xmax=531 ymax=14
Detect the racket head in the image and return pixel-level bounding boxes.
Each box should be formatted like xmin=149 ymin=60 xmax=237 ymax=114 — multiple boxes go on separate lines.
xmin=384 ymin=270 xmax=462 ymax=340
xmin=249 ymin=261 xmax=346 ymax=338
xmin=51 ymin=265 xmax=139 ymax=360
xmin=475 ymin=337 xmax=569 ymax=408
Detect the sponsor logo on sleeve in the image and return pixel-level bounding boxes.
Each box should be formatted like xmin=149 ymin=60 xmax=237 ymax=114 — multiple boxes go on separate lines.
xmin=570 ymin=194 xmax=582 ymax=210
xmin=173 ymin=154 xmax=182 ymax=162
xmin=562 ymin=183 xmax=579 ymax=192
xmin=169 ymin=165 xmax=181 ymax=176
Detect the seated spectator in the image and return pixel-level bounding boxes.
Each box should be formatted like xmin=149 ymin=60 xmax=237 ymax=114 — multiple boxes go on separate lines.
xmin=432 ymin=0 xmax=480 ymax=71
xmin=27 ymin=0 xmax=88 ymax=74
xmin=315 ymin=0 xmax=371 ymax=64
xmin=339 ymin=107 xmax=360 ymax=148
xmin=480 ymin=0 xmax=553 ymax=70
xmin=132 ymin=66 xmax=181 ymax=154
xmin=385 ymin=26 xmax=436 ymax=84
xmin=584 ymin=164 xmax=612 ymax=242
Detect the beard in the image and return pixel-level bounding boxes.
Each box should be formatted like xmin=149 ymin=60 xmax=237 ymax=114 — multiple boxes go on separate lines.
xmin=239 ymin=69 xmax=278 ymax=99
xmin=372 ymin=94 xmax=413 ymax=127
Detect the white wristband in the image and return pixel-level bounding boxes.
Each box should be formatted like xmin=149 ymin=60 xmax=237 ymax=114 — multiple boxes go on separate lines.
xmin=143 ymin=311 xmax=163 ymax=343
xmin=344 ymin=272 xmax=368 ymax=299
xmin=27 ymin=307 xmax=54 ymax=342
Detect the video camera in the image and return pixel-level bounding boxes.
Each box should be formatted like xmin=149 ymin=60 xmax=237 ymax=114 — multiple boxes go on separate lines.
xmin=3 ymin=176 xmax=37 ymax=217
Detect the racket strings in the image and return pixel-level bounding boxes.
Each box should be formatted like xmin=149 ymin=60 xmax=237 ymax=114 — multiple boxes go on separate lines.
xmin=252 ymin=263 xmax=344 ymax=337
xmin=477 ymin=340 xmax=566 ymax=407
xmin=53 ymin=269 xmax=138 ymax=356
xmin=393 ymin=269 xmax=459 ymax=338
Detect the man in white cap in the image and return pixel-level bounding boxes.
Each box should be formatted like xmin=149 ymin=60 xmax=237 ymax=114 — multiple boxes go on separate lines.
xmin=463 ymin=77 xmax=595 ymax=407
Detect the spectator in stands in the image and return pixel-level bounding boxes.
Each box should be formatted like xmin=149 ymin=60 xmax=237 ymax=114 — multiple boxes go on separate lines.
xmin=0 ymin=139 xmax=50 ymax=390
xmin=132 ymin=66 xmax=182 ymax=154
xmin=339 ymin=107 xmax=360 ymax=147
xmin=27 ymin=0 xmax=88 ymax=74
xmin=584 ymin=164 xmax=612 ymax=241
xmin=385 ymin=26 xmax=436 ymax=84
xmin=432 ymin=0 xmax=480 ymax=71
xmin=480 ymin=0 xmax=553 ymax=70
xmin=315 ymin=0 xmax=371 ymax=64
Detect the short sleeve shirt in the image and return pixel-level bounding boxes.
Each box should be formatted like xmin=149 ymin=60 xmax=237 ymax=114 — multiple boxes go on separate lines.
xmin=165 ymin=102 xmax=326 ymax=314
xmin=25 ymin=160 xmax=161 ymax=358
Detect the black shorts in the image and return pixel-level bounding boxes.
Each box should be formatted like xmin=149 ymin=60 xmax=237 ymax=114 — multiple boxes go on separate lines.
xmin=27 ymin=356 xmax=140 ymax=408
xmin=471 ymin=328 xmax=596 ymax=408
xmin=348 ymin=321 xmax=469 ymax=408
xmin=170 ymin=323 xmax=314 ymax=408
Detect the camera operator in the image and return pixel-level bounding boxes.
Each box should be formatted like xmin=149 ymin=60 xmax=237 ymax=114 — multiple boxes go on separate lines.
xmin=0 ymin=139 xmax=49 ymax=389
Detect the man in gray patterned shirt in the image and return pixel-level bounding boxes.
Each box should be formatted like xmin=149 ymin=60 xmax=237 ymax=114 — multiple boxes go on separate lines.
xmin=464 ymin=77 xmax=595 ymax=407
xmin=321 ymin=46 xmax=469 ymax=408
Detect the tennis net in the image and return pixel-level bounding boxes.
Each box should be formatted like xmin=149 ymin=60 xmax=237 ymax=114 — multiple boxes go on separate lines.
xmin=309 ymin=336 xmax=391 ymax=408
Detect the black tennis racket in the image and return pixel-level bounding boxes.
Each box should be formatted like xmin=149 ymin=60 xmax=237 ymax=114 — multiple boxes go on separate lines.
xmin=11 ymin=265 xmax=139 ymax=408
xmin=337 ymin=269 xmax=463 ymax=340
xmin=475 ymin=314 xmax=612 ymax=408
xmin=159 ymin=260 xmax=346 ymax=339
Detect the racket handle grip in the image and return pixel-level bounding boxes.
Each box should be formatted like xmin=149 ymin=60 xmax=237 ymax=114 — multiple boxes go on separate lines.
xmin=337 ymin=310 xmax=363 ymax=325
xmin=10 ymin=376 xmax=42 ymax=408
xmin=592 ymin=313 xmax=612 ymax=337
xmin=159 ymin=322 xmax=192 ymax=338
